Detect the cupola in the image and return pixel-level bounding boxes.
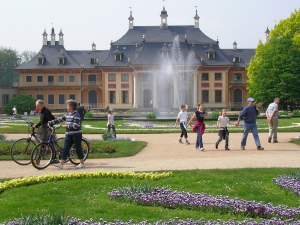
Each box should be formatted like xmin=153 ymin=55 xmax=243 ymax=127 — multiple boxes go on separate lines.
xmin=265 ymin=27 xmax=270 ymax=43
xmin=42 ymin=29 xmax=48 ymax=45
xmin=92 ymin=42 xmax=96 ymax=51
xmin=128 ymin=8 xmax=134 ymax=30
xmin=160 ymin=6 xmax=168 ymax=28
xmin=233 ymin=41 xmax=237 ymax=50
xmin=50 ymin=27 xmax=56 ymax=46
xmin=194 ymin=8 xmax=200 ymax=29
xmin=58 ymin=29 xmax=64 ymax=46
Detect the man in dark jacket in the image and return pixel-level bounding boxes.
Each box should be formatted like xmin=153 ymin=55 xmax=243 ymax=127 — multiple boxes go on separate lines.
xmin=31 ymin=99 xmax=55 ymax=142
xmin=76 ymin=102 xmax=86 ymax=122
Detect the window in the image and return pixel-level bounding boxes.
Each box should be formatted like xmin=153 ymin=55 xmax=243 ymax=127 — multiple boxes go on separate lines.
xmin=215 ymin=90 xmax=222 ymax=103
xmin=37 ymin=76 xmax=43 ymax=82
xmin=143 ymin=73 xmax=151 ymax=81
xmin=58 ymin=58 xmax=65 ymax=64
xmin=108 ymin=74 xmax=116 ymax=82
xmin=122 ymin=91 xmax=129 ymax=103
xmin=90 ymin=58 xmax=95 ymax=64
xmin=202 ymin=73 xmax=208 ymax=80
xmin=48 ymin=76 xmax=54 ymax=85
xmin=59 ymin=94 xmax=65 ymax=104
xmin=121 ymin=74 xmax=128 ymax=81
xmin=69 ymin=75 xmax=75 ymax=82
xmin=38 ymin=58 xmax=44 ymax=65
xmin=233 ymin=56 xmax=240 ymax=63
xmin=215 ymin=73 xmax=222 ymax=80
xmin=26 ymin=76 xmax=32 ymax=82
xmin=2 ymin=95 xmax=9 ymax=105
xmin=48 ymin=94 xmax=54 ymax=104
xmin=88 ymin=74 xmax=96 ymax=85
xmin=58 ymin=76 xmax=64 ymax=82
xmin=208 ymin=52 xmax=215 ymax=59
xmin=233 ymin=73 xmax=242 ymax=84
xmin=109 ymin=91 xmax=116 ymax=104
xmin=115 ymin=54 xmax=121 ymax=61
xmin=202 ymin=90 xmax=209 ymax=103
xmin=69 ymin=94 xmax=75 ymax=100
xmin=36 ymin=94 xmax=44 ymax=101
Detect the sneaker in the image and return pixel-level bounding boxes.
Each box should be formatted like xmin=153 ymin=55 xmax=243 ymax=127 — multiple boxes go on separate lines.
xmin=200 ymin=148 xmax=204 ymax=151
xmin=240 ymin=146 xmax=245 ymax=150
xmin=51 ymin=159 xmax=60 ymax=164
xmin=215 ymin=143 xmax=218 ymax=149
xmin=257 ymin=146 xmax=264 ymax=150
xmin=53 ymin=163 xmax=63 ymax=169
xmin=273 ymin=140 xmax=278 ymax=143
xmin=179 ymin=139 xmax=183 ymax=144
xmin=268 ymin=138 xmax=271 ymax=143
xmin=186 ymin=141 xmax=190 ymax=145
xmin=75 ymin=163 xmax=86 ymax=169
xmin=225 ymin=148 xmax=230 ymax=151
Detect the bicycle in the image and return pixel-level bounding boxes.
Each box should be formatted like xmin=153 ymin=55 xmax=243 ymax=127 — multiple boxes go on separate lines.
xmin=10 ymin=121 xmax=42 ymax=165
xmin=30 ymin=124 xmax=90 ymax=170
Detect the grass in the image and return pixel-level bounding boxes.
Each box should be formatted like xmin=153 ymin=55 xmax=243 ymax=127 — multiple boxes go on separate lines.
xmin=0 ymin=168 xmax=300 ymax=223
xmin=1 ymin=117 xmax=300 ymax=134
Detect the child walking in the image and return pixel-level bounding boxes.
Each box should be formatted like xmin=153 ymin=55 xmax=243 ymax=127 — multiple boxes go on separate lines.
xmin=107 ymin=109 xmax=116 ymax=138
xmin=187 ymin=103 xmax=206 ymax=151
xmin=174 ymin=105 xmax=190 ymax=145
xmin=215 ymin=109 xmax=231 ymax=150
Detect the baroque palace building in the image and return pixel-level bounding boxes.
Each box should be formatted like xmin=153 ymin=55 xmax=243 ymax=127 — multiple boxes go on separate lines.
xmin=14 ymin=7 xmax=266 ymax=111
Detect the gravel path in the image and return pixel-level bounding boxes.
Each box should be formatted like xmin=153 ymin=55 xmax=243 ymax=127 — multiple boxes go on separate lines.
xmin=1 ymin=132 xmax=299 ymax=179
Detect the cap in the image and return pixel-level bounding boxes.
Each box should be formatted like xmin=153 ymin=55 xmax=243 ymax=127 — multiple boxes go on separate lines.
xmin=247 ymin=97 xmax=255 ymax=102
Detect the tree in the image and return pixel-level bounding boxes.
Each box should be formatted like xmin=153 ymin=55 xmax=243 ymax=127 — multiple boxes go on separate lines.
xmin=19 ymin=50 xmax=37 ymax=64
xmin=0 ymin=47 xmax=21 ymax=87
xmin=3 ymin=94 xmax=36 ymax=115
xmin=247 ymin=10 xmax=300 ymax=110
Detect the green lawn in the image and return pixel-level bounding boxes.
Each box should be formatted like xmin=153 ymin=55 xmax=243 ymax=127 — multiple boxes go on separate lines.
xmin=1 ymin=117 xmax=300 ymax=134
xmin=0 ymin=168 xmax=299 ymax=223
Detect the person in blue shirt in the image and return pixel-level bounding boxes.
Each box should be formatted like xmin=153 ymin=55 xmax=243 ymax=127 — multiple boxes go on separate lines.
xmin=236 ymin=97 xmax=264 ymax=151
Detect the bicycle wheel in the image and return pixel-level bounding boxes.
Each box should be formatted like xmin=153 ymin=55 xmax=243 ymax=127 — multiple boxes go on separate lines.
xmin=31 ymin=143 xmax=54 ymax=170
xmin=10 ymin=138 xmax=36 ymax=165
xmin=69 ymin=138 xmax=90 ymax=165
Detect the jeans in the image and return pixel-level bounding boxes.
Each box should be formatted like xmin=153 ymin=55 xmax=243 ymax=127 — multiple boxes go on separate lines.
xmin=216 ymin=130 xmax=229 ymax=148
xmin=62 ymin=133 xmax=84 ymax=161
xmin=241 ymin=122 xmax=261 ymax=147
xmin=180 ymin=122 xmax=188 ymax=138
xmin=107 ymin=125 xmax=116 ymax=138
xmin=268 ymin=119 xmax=278 ymax=141
xmin=196 ymin=126 xmax=203 ymax=148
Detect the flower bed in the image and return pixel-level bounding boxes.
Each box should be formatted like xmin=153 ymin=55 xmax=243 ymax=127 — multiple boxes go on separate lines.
xmin=273 ymin=174 xmax=300 ymax=196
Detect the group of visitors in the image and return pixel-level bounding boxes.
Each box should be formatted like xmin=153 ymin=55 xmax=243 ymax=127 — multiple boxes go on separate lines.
xmin=30 ymin=100 xmax=116 ymax=170
xmin=175 ymin=97 xmax=280 ymax=151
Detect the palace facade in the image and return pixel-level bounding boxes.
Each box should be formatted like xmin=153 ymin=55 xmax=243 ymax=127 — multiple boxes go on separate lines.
xmin=14 ymin=7 xmax=267 ymax=111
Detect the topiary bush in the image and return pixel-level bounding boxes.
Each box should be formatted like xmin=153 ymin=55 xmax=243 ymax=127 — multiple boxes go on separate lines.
xmin=3 ymin=94 xmax=36 ymax=115
xmin=85 ymin=111 xmax=94 ymax=118
xmin=211 ymin=110 xmax=220 ymax=119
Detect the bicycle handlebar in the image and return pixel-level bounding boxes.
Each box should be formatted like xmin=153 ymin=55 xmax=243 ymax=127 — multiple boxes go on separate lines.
xmin=47 ymin=123 xmax=61 ymax=131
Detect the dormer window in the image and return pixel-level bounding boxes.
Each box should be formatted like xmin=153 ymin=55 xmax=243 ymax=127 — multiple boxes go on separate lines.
xmin=206 ymin=45 xmax=216 ymax=60
xmin=113 ymin=49 xmax=123 ymax=61
xmin=233 ymin=56 xmax=240 ymax=63
xmin=58 ymin=57 xmax=65 ymax=65
xmin=160 ymin=43 xmax=169 ymax=58
xmin=90 ymin=58 xmax=98 ymax=64
xmin=208 ymin=52 xmax=215 ymax=59
xmin=115 ymin=54 xmax=121 ymax=61
xmin=38 ymin=58 xmax=45 ymax=65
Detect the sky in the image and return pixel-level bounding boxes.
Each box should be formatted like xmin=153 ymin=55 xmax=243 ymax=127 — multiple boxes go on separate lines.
xmin=0 ymin=0 xmax=299 ymax=53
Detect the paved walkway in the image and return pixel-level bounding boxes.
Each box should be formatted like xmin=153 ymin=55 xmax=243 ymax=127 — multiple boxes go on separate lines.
xmin=1 ymin=132 xmax=299 ymax=179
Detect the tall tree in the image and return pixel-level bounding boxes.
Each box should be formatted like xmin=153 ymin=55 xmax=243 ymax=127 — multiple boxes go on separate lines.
xmin=247 ymin=10 xmax=300 ymax=110
xmin=19 ymin=50 xmax=37 ymax=64
xmin=0 ymin=47 xmax=21 ymax=87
